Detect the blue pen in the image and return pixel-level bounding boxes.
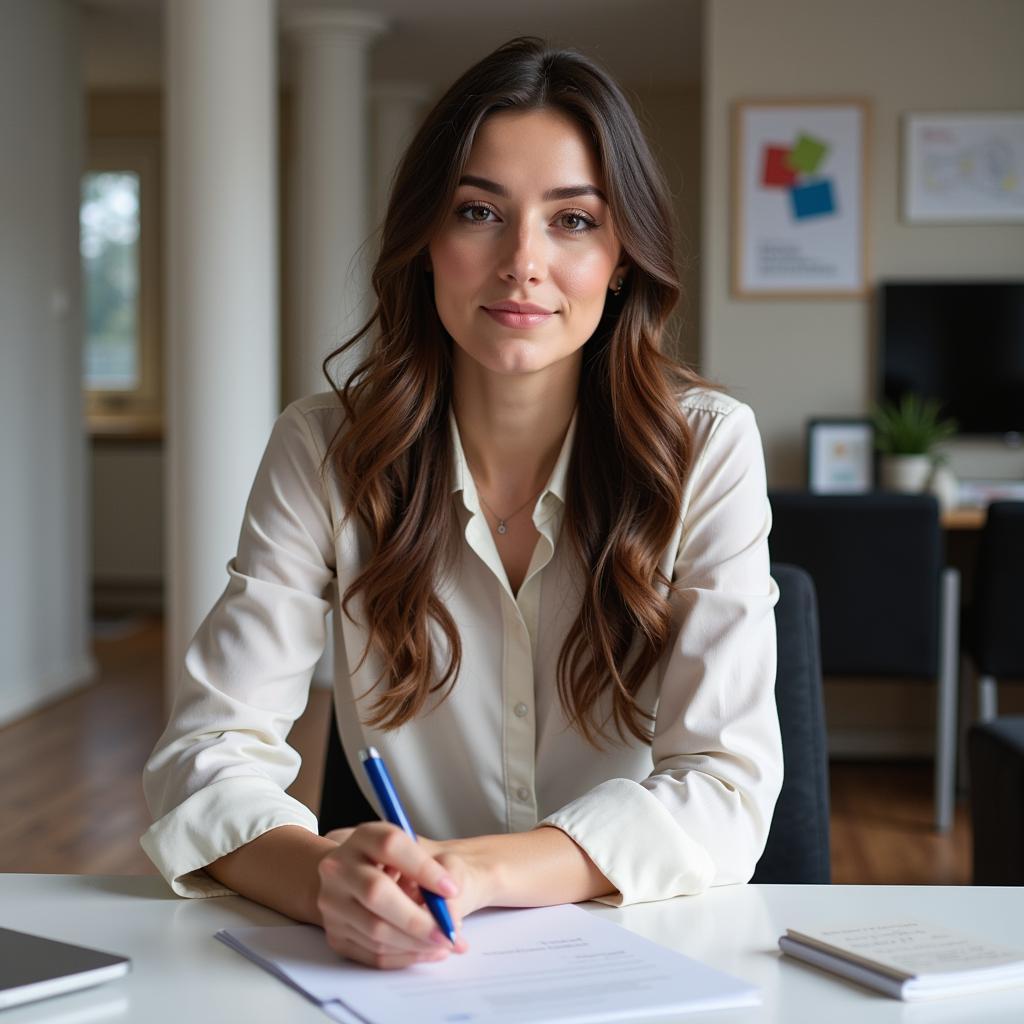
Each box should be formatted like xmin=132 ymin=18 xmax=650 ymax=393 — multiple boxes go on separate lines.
xmin=358 ymin=747 xmax=457 ymax=946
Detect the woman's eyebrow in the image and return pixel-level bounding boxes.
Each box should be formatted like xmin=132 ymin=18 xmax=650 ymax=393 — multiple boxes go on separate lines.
xmin=458 ymin=174 xmax=607 ymax=203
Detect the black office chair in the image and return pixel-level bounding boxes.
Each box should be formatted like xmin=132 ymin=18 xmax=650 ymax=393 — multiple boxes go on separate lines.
xmin=964 ymin=503 xmax=1024 ymax=885
xmin=320 ymin=706 xmax=376 ymax=836
xmin=965 ymin=502 xmax=1024 ymax=722
xmin=768 ymin=491 xmax=960 ymax=832
xmin=969 ymin=716 xmax=1024 ymax=885
xmin=321 ymin=563 xmax=831 ymax=884
xmin=752 ymin=562 xmax=830 ymax=883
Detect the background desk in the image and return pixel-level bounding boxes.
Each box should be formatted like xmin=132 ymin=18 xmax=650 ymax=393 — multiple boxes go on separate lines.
xmin=942 ymin=506 xmax=986 ymax=530
xmin=3 ymin=875 xmax=1024 ymax=1023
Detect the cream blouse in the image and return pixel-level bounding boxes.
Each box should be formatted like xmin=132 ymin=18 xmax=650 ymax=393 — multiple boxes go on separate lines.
xmin=141 ymin=386 xmax=782 ymax=907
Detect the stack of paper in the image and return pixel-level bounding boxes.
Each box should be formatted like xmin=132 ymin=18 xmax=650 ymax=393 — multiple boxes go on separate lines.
xmin=779 ymin=920 xmax=1024 ymax=1001
xmin=217 ymin=903 xmax=759 ymax=1023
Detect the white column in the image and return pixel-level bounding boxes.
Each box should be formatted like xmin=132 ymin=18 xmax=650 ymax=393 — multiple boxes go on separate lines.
xmin=370 ymin=81 xmax=432 ymax=233
xmin=164 ymin=0 xmax=279 ymax=707
xmin=0 ymin=0 xmax=94 ymax=727
xmin=283 ymin=9 xmax=388 ymax=404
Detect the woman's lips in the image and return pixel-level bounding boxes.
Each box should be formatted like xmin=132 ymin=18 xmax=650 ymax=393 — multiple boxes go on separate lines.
xmin=482 ymin=307 xmax=555 ymax=328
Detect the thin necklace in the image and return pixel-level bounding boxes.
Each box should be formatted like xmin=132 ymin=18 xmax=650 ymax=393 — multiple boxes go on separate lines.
xmin=474 ymin=482 xmax=545 ymax=535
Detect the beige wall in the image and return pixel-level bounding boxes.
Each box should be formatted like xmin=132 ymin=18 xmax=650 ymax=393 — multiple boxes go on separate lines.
xmin=633 ymin=86 xmax=703 ymax=367
xmin=702 ymin=0 xmax=1024 ymax=487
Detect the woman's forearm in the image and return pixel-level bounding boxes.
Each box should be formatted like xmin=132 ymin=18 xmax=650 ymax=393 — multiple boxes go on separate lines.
xmin=437 ymin=825 xmax=617 ymax=907
xmin=205 ymin=824 xmax=338 ymax=925
xmin=204 ymin=822 xmax=615 ymax=929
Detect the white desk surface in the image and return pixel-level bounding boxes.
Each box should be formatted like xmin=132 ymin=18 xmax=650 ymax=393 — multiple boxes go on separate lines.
xmin=3 ymin=874 xmax=1024 ymax=1024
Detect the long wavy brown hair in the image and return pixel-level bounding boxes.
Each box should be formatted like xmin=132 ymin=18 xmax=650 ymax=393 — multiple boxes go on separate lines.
xmin=321 ymin=36 xmax=714 ymax=748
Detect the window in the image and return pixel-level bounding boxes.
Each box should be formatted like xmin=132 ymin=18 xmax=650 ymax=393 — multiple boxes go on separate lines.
xmin=82 ymin=171 xmax=140 ymax=389
xmin=82 ymin=137 xmax=161 ymax=437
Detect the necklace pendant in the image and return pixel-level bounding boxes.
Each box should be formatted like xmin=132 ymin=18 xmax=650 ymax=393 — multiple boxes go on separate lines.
xmin=497 ymin=520 xmax=508 ymax=535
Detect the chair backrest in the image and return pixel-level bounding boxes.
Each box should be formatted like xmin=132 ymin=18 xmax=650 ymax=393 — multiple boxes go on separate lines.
xmin=322 ymin=562 xmax=832 ymax=885
xmin=969 ymin=717 xmax=1024 ymax=885
xmin=768 ymin=491 xmax=942 ymax=677
xmin=319 ymin=704 xmax=377 ymax=835
xmin=752 ymin=563 xmax=831 ymax=884
xmin=971 ymin=501 xmax=1024 ymax=678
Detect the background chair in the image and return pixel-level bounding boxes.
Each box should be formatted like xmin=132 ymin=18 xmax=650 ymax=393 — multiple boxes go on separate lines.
xmin=320 ymin=564 xmax=831 ymax=884
xmin=751 ymin=562 xmax=830 ymax=883
xmin=965 ymin=501 xmax=1024 ymax=723
xmin=964 ymin=502 xmax=1024 ymax=885
xmin=969 ymin=717 xmax=1024 ymax=885
xmin=767 ymin=491 xmax=960 ymax=832
xmin=320 ymin=702 xmax=377 ymax=836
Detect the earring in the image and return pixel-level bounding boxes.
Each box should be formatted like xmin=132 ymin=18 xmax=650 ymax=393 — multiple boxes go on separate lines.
xmin=611 ymin=276 xmax=624 ymax=296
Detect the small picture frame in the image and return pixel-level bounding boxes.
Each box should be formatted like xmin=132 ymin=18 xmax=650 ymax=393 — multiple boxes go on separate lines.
xmin=806 ymin=418 xmax=875 ymax=494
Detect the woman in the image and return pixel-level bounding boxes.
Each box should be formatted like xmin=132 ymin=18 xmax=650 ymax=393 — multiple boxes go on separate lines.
xmin=141 ymin=36 xmax=782 ymax=970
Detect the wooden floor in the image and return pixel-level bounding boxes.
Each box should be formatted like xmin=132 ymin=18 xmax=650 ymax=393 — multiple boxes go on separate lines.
xmin=0 ymin=615 xmax=971 ymax=884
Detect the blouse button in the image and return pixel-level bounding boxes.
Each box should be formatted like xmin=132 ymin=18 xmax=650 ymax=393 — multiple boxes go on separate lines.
xmin=514 ymin=702 xmax=528 ymax=718
xmin=516 ymin=786 xmax=530 ymax=802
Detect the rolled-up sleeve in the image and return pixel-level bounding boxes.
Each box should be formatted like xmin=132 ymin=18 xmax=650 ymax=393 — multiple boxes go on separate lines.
xmin=537 ymin=401 xmax=782 ymax=906
xmin=140 ymin=402 xmax=337 ymax=898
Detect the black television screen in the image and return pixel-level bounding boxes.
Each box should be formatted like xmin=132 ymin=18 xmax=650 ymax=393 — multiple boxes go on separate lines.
xmin=879 ymin=281 xmax=1024 ymax=436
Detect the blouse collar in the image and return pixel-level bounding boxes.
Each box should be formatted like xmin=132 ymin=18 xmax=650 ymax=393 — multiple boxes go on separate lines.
xmin=448 ymin=405 xmax=577 ymax=525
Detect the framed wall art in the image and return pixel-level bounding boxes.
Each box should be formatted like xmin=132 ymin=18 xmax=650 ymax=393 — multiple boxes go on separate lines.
xmin=732 ymin=99 xmax=870 ymax=299
xmin=902 ymin=112 xmax=1024 ymax=223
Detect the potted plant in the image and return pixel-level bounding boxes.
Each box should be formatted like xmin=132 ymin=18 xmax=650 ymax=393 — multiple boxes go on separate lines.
xmin=871 ymin=394 xmax=958 ymax=497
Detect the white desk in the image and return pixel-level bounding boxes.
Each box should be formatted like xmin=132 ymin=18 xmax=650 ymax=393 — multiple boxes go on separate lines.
xmin=3 ymin=875 xmax=1024 ymax=1023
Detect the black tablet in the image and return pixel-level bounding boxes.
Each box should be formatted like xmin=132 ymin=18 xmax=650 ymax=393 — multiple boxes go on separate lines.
xmin=0 ymin=927 xmax=131 ymax=1010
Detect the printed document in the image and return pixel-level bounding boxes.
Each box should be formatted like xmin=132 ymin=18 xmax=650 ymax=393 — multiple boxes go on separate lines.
xmin=216 ymin=903 xmax=758 ymax=1023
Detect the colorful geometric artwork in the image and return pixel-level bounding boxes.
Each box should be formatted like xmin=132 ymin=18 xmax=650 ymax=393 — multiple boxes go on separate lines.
xmin=735 ymin=101 xmax=867 ymax=295
xmin=759 ymin=130 xmax=836 ymax=220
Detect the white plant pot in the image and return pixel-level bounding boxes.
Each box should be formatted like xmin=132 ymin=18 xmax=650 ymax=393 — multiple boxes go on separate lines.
xmin=880 ymin=454 xmax=932 ymax=493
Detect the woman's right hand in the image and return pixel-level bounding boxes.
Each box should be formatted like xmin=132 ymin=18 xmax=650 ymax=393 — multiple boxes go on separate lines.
xmin=316 ymin=821 xmax=469 ymax=970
